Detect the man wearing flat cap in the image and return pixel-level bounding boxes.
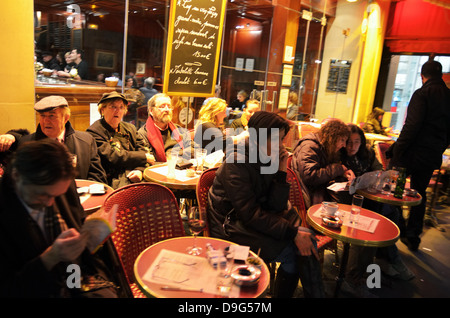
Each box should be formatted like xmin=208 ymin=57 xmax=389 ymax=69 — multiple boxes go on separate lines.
xmin=0 ymin=95 xmax=107 ymax=184
xmin=87 ymin=91 xmax=155 ymax=189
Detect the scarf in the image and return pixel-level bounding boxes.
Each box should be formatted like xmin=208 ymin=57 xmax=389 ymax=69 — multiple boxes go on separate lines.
xmin=145 ymin=115 xmax=184 ymax=162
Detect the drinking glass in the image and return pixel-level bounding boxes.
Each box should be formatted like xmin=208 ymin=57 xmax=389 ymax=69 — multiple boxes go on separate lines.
xmin=381 ymin=175 xmax=392 ymax=195
xmin=186 ymin=207 xmax=206 ymax=256
xmin=167 ymin=152 xmax=178 ymax=179
xmin=368 ymin=171 xmax=381 ymax=193
xmin=195 ymin=149 xmax=207 ymax=174
xmin=217 ymin=249 xmax=235 ymax=297
xmin=350 ymin=194 xmax=364 ymax=225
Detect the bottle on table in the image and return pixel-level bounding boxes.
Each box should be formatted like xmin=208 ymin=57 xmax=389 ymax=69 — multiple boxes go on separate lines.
xmin=394 ymin=167 xmax=407 ymax=199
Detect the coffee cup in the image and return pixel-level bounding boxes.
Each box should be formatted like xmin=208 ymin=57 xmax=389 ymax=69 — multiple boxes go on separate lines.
xmin=322 ymin=201 xmax=339 ymax=216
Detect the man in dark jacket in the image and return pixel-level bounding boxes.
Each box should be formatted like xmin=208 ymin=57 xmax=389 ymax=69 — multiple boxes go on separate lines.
xmin=0 ymin=139 xmax=119 ymax=297
xmin=389 ymin=60 xmax=450 ymax=251
xmin=1 ymin=96 xmax=107 ymax=184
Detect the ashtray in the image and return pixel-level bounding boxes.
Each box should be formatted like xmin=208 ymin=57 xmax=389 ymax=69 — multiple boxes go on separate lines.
xmin=404 ymin=188 xmax=418 ymax=197
xmin=322 ymin=216 xmax=343 ymax=228
xmin=231 ymin=264 xmax=261 ymax=287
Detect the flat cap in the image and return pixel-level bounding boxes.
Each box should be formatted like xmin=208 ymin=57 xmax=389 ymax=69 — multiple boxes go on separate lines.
xmin=98 ymin=91 xmax=128 ymax=105
xmin=34 ymin=96 xmax=69 ymax=112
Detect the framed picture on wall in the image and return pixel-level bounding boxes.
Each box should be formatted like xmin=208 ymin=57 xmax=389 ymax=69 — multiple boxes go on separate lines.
xmin=95 ymin=50 xmax=116 ymax=70
xmin=136 ymin=63 xmax=146 ymax=75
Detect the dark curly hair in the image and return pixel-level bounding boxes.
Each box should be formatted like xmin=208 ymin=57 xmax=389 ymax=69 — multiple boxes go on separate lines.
xmin=319 ymin=118 xmax=350 ymax=162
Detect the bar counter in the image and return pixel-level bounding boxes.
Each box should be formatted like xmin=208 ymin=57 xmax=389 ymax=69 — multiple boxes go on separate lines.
xmin=35 ymin=75 xmax=121 ymax=131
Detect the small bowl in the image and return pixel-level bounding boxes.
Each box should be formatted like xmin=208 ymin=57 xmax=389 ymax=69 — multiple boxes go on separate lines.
xmin=322 ymin=216 xmax=343 ymax=228
xmin=105 ymin=77 xmax=119 ymax=87
xmin=231 ymin=265 xmax=261 ymax=287
xmin=42 ymin=68 xmax=53 ymax=76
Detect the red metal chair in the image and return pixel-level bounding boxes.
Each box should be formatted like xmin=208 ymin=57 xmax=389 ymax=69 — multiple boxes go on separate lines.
xmin=286 ymin=168 xmax=335 ymax=253
xmin=103 ymin=182 xmax=185 ymax=298
xmin=196 ymin=167 xmax=219 ymax=237
xmin=374 ymin=141 xmax=394 ymax=170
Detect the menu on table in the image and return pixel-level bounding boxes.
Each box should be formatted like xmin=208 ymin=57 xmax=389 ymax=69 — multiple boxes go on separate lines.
xmin=142 ymin=249 xmax=240 ymax=297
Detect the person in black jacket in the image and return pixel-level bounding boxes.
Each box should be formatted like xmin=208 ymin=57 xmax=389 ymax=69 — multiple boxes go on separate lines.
xmin=389 ymin=60 xmax=450 ymax=251
xmin=0 ymin=139 xmax=119 ymax=297
xmin=0 ymin=96 xmax=107 ymax=184
xmin=87 ymin=91 xmax=155 ymax=189
xmin=208 ymin=111 xmax=324 ymax=298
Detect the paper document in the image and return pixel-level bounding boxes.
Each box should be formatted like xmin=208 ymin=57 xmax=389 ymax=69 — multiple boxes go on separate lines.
xmin=142 ymin=249 xmax=239 ymax=297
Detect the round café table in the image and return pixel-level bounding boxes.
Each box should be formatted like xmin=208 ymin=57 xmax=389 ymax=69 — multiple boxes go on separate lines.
xmin=307 ymin=203 xmax=400 ymax=297
xmin=75 ymin=179 xmax=114 ymax=214
xmin=134 ymin=236 xmax=270 ymax=298
xmin=143 ymin=163 xmax=199 ymax=191
xmin=356 ymin=188 xmax=422 ymax=207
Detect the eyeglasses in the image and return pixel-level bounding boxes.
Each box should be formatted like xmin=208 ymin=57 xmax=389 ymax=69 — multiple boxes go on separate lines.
xmin=155 ymin=103 xmax=172 ymax=110
xmin=107 ymin=104 xmax=126 ymax=111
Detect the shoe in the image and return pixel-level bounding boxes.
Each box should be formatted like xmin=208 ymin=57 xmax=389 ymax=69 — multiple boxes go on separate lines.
xmin=341 ymin=280 xmax=378 ymax=298
xmin=376 ymin=258 xmax=400 ymax=278
xmin=391 ymin=258 xmax=415 ymax=281
xmin=400 ymin=237 xmax=419 ymax=251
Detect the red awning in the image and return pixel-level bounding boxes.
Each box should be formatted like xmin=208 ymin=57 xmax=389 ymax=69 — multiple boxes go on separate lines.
xmin=385 ymin=0 xmax=450 ymax=54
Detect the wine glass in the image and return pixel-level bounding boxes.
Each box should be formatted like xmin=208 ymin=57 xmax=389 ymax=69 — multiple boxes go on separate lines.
xmin=186 ymin=207 xmax=206 ymax=256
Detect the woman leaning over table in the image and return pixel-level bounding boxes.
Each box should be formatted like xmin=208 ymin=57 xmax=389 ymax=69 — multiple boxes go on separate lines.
xmin=290 ymin=118 xmax=354 ymax=209
xmin=208 ymin=111 xmax=325 ymax=298
xmin=87 ymin=91 xmax=155 ymax=189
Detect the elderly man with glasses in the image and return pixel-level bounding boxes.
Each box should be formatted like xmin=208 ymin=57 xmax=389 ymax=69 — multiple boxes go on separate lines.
xmin=138 ymin=93 xmax=193 ymax=163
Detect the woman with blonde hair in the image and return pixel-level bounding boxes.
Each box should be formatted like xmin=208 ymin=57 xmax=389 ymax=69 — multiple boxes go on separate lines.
xmin=194 ymin=98 xmax=247 ymax=155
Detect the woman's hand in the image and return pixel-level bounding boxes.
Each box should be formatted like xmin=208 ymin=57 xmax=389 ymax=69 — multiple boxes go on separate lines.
xmin=279 ymin=145 xmax=289 ymax=172
xmin=294 ymin=228 xmax=319 ymax=260
xmin=127 ymin=170 xmax=143 ymax=183
xmin=343 ymin=166 xmax=355 ymax=182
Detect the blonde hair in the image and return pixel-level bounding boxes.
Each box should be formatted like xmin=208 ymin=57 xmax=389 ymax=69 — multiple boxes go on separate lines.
xmin=198 ymin=98 xmax=227 ymax=126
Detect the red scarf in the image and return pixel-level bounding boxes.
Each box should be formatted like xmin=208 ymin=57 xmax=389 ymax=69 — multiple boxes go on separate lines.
xmin=145 ymin=116 xmax=184 ymax=162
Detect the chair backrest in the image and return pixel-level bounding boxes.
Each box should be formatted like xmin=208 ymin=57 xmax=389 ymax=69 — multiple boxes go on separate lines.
xmin=196 ymin=167 xmax=219 ymax=237
xmin=286 ymin=167 xmax=309 ymax=229
xmin=103 ymin=182 xmax=184 ymax=284
xmin=374 ymin=141 xmax=392 ymax=170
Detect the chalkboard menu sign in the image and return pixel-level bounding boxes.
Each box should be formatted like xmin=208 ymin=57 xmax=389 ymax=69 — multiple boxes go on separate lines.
xmin=326 ymin=59 xmax=351 ymax=94
xmin=163 ymin=0 xmax=227 ymax=97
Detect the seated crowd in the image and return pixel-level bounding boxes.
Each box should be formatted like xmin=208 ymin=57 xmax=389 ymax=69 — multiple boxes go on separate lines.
xmin=0 ymin=93 xmax=424 ymax=298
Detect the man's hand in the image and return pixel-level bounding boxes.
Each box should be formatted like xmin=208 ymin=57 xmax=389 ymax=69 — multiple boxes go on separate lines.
xmin=0 ymin=134 xmax=15 ymax=152
xmin=40 ymin=228 xmax=87 ymax=270
xmin=294 ymin=228 xmax=319 ymax=260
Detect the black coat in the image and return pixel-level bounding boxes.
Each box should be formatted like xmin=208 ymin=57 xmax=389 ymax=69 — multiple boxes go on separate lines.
xmin=207 ymin=141 xmax=298 ymax=261
xmin=390 ymin=78 xmax=450 ymax=171
xmin=0 ymin=174 xmax=82 ymax=297
xmin=19 ymin=121 xmax=107 ymax=184
xmin=87 ymin=118 xmax=149 ymax=188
